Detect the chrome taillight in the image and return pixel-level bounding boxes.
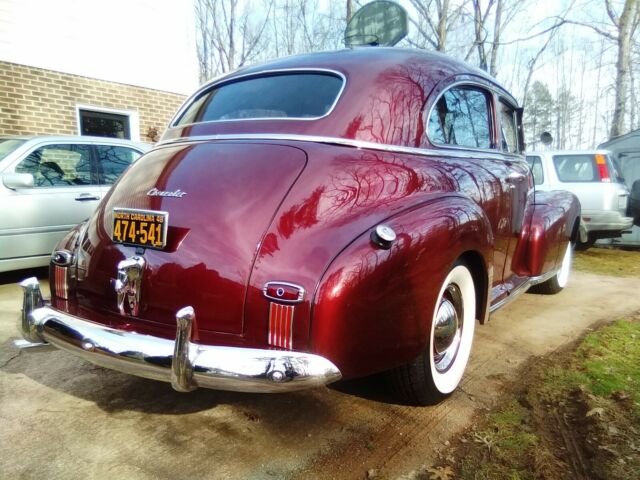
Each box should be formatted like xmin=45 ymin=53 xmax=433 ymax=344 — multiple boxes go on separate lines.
xmin=49 ymin=221 xmax=88 ymax=300
xmin=51 ymin=250 xmax=75 ymax=299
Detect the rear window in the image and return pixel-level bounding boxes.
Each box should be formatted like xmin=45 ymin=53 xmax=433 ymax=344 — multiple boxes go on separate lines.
xmin=553 ymin=154 xmax=599 ymax=182
xmin=175 ymin=72 xmax=344 ymax=126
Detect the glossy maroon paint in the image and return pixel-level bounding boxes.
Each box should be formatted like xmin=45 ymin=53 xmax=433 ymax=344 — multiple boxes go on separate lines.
xmin=50 ymin=48 xmax=580 ymax=379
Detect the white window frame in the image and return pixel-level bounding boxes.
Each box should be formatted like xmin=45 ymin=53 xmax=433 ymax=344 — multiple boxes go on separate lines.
xmin=75 ymin=104 xmax=140 ymax=141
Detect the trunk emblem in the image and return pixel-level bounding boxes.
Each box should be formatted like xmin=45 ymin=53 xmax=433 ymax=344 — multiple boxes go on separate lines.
xmin=114 ymin=256 xmax=145 ymax=316
xmin=147 ymin=188 xmax=187 ymax=198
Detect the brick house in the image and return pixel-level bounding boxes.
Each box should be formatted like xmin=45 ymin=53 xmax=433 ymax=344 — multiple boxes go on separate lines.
xmin=0 ymin=61 xmax=187 ymax=143
xmin=0 ymin=0 xmax=197 ymax=143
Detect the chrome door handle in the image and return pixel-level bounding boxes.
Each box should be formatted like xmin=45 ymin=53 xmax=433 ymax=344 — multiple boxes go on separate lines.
xmin=75 ymin=194 xmax=100 ymax=201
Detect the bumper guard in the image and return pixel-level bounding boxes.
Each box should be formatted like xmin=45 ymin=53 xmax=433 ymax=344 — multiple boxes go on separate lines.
xmin=15 ymin=277 xmax=341 ymax=393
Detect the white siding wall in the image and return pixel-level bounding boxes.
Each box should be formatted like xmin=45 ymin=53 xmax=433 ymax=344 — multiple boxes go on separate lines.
xmin=0 ymin=0 xmax=199 ymax=95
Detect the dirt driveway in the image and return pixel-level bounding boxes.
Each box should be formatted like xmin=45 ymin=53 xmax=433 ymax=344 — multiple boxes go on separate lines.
xmin=1 ymin=269 xmax=639 ymax=480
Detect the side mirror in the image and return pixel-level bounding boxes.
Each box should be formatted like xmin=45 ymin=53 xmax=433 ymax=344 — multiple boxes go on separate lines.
xmin=2 ymin=172 xmax=34 ymax=189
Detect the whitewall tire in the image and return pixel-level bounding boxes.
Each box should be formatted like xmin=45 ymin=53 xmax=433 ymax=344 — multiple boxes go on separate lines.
xmin=391 ymin=262 xmax=476 ymax=405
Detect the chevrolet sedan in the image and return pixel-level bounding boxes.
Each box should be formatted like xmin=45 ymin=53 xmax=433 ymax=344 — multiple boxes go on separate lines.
xmin=16 ymin=48 xmax=579 ymax=405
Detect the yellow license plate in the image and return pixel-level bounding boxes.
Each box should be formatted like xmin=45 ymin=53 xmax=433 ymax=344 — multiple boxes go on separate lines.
xmin=112 ymin=208 xmax=168 ymax=249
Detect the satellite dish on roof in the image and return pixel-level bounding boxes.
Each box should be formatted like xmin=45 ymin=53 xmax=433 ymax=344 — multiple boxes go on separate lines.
xmin=345 ymin=0 xmax=408 ymax=48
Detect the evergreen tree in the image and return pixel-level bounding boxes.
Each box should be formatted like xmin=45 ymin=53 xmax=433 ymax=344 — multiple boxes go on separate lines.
xmin=524 ymin=81 xmax=554 ymax=150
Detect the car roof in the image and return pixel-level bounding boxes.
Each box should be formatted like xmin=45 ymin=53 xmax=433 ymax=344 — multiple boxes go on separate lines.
xmin=165 ymin=47 xmax=518 ymax=148
xmin=527 ymin=150 xmax=610 ymax=156
xmin=209 ymin=47 xmax=511 ymax=98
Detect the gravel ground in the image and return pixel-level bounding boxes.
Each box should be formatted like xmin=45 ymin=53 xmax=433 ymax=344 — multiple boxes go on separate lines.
xmin=1 ymin=268 xmax=639 ymax=480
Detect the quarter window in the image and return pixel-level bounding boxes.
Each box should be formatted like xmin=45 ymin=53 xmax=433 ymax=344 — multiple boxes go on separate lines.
xmin=95 ymin=145 xmax=141 ymax=184
xmin=499 ymin=101 xmax=518 ymax=153
xmin=428 ymin=87 xmax=491 ymax=149
xmin=16 ymin=144 xmax=93 ymax=187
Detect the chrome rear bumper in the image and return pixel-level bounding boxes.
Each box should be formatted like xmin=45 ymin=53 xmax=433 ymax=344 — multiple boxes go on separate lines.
xmin=16 ymin=277 xmax=341 ymax=393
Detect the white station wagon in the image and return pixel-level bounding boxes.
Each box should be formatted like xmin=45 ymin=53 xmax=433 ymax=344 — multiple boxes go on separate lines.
xmin=527 ymin=150 xmax=633 ymax=249
xmin=0 ymin=136 xmax=149 ymax=272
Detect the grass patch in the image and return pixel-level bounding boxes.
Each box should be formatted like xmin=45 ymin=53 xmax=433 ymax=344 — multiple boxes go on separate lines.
xmin=573 ymin=247 xmax=640 ymax=277
xmin=449 ymin=317 xmax=640 ymax=480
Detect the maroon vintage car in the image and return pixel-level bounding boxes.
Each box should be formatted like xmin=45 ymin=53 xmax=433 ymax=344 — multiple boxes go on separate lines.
xmin=16 ymin=46 xmax=579 ymax=405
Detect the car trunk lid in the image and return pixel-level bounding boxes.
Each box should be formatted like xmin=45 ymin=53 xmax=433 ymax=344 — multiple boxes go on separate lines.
xmin=77 ymin=142 xmax=306 ymax=335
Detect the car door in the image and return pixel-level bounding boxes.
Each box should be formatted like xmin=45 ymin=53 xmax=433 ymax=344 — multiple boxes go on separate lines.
xmin=0 ymin=142 xmax=102 ymax=262
xmin=424 ymin=83 xmax=526 ymax=297
xmin=496 ymin=99 xmax=531 ymax=287
xmin=94 ymin=144 xmax=144 ymax=194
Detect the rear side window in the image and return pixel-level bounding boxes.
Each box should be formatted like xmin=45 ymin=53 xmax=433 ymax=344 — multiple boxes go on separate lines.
xmin=16 ymin=144 xmax=93 ymax=187
xmin=95 ymin=145 xmax=141 ymax=184
xmin=428 ymin=87 xmax=491 ymax=149
xmin=499 ymin=101 xmax=518 ymax=153
xmin=553 ymin=154 xmax=598 ymax=182
xmin=176 ymin=72 xmax=344 ymax=125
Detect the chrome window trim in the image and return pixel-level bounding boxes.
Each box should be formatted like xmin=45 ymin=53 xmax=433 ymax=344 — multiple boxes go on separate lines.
xmin=171 ymin=68 xmax=347 ymax=128
xmin=156 ymin=133 xmax=522 ymax=162
xmin=425 ymin=81 xmax=497 ymax=153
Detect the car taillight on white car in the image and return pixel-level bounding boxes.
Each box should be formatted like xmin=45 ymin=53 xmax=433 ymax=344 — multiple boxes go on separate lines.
xmin=595 ymin=154 xmax=611 ymax=182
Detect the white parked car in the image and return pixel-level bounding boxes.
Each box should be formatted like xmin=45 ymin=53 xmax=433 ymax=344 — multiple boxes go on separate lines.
xmin=0 ymin=136 xmax=150 ymax=272
xmin=526 ymin=150 xmax=633 ymax=249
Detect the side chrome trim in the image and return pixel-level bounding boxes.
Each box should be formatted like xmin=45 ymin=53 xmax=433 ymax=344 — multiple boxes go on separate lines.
xmin=170 ymin=68 xmax=347 ymax=128
xmin=15 ymin=279 xmax=342 ymax=393
xmin=157 ymin=133 xmax=515 ymax=161
xmin=489 ymin=269 xmax=557 ymax=313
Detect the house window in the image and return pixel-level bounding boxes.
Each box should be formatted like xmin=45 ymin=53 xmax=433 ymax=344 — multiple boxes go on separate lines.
xmin=79 ymin=109 xmax=131 ymax=139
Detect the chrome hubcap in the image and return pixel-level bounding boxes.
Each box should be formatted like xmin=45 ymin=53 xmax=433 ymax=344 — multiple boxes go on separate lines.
xmin=433 ymin=284 xmax=463 ymax=373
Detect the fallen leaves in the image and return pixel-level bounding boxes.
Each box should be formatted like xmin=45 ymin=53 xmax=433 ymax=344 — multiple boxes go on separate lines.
xmin=426 ymin=465 xmax=454 ymax=480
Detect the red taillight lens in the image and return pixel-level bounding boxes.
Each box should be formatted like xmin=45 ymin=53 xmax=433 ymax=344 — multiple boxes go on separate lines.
xmin=595 ymin=154 xmax=610 ymax=182
xmin=50 ymin=249 xmax=76 ymax=299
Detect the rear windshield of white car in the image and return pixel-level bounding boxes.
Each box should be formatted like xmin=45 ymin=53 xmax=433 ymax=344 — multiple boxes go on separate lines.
xmin=553 ymin=154 xmax=623 ymax=183
xmin=0 ymin=139 xmax=26 ymax=161
xmin=175 ymin=72 xmax=344 ymax=125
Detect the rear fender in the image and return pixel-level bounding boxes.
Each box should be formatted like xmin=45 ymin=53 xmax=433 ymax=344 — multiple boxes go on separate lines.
xmin=512 ymin=190 xmax=580 ymax=277
xmin=310 ymin=195 xmax=493 ymax=379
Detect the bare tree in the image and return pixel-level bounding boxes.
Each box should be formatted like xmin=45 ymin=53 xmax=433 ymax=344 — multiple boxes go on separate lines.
xmin=464 ymin=0 xmax=526 ymax=76
xmin=195 ymin=0 xmax=273 ymax=82
xmin=565 ymin=0 xmax=639 ymax=138
xmin=407 ymin=0 xmax=467 ymax=52
xmin=270 ymin=0 xmax=345 ymax=55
